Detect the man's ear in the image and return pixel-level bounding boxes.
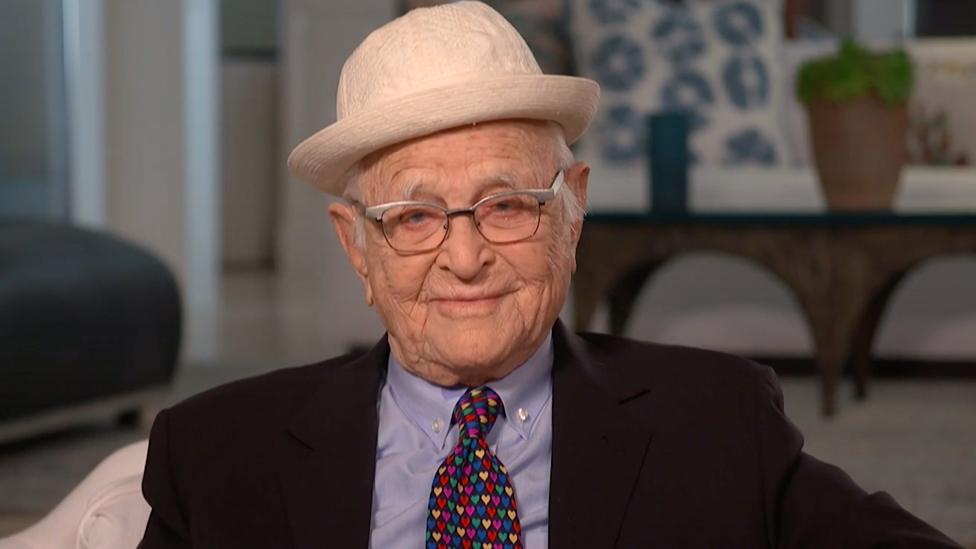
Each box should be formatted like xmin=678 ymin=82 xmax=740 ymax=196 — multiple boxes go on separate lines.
xmin=328 ymin=201 xmax=374 ymax=306
xmin=566 ymin=161 xmax=589 ymax=245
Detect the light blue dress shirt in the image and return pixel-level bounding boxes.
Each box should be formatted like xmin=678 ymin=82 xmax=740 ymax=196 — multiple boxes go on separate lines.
xmin=369 ymin=333 xmax=554 ymax=549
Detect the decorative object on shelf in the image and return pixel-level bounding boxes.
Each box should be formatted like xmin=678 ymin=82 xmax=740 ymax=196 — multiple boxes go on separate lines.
xmin=906 ymin=42 xmax=976 ymax=172
xmin=797 ymin=40 xmax=915 ymax=210
xmin=647 ymin=111 xmax=690 ymax=214
xmin=908 ymin=104 xmax=971 ymax=167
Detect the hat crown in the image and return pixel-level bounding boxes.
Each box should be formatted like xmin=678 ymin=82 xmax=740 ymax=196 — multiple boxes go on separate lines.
xmin=337 ymin=1 xmax=542 ymax=120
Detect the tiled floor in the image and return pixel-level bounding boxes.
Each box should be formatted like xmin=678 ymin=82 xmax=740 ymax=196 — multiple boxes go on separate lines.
xmin=782 ymin=378 xmax=976 ymax=545
xmin=1 ymin=271 xmax=974 ymax=545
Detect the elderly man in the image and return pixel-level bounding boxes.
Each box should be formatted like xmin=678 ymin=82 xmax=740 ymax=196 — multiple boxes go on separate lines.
xmin=139 ymin=2 xmax=960 ymax=548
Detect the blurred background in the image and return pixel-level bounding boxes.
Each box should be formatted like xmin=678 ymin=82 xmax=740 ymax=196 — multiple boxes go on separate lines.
xmin=0 ymin=0 xmax=974 ymax=545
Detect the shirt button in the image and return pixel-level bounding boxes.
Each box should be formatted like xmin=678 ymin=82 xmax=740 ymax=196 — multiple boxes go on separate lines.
xmin=432 ymin=418 xmax=443 ymax=433
xmin=516 ymin=407 xmax=529 ymax=422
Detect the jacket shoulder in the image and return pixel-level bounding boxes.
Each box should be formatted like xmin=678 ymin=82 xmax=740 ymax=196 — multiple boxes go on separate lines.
xmin=577 ymin=330 xmax=768 ymax=386
xmin=573 ymin=331 xmax=776 ymax=427
xmin=160 ymin=351 xmax=363 ymax=440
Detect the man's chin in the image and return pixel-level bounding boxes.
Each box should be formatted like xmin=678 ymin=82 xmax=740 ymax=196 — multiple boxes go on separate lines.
xmin=427 ymin=334 xmax=515 ymax=378
xmin=432 ymin=315 xmax=518 ymax=351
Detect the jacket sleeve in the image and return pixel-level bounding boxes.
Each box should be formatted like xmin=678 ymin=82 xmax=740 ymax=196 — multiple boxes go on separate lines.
xmin=753 ymin=366 xmax=963 ymax=548
xmin=139 ymin=408 xmax=192 ymax=548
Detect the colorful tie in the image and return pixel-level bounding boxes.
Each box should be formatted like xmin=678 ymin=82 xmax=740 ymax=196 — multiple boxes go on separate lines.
xmin=425 ymin=386 xmax=523 ymax=549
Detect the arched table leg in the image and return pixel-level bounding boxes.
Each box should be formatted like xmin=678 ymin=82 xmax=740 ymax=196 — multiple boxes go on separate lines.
xmin=799 ymin=292 xmax=866 ymax=417
xmin=760 ymin=242 xmax=874 ymax=417
xmin=848 ymin=271 xmax=907 ymax=400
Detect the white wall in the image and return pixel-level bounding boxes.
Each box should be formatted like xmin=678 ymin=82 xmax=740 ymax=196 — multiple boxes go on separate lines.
xmin=221 ymin=60 xmax=277 ymax=266
xmin=104 ymin=0 xmax=186 ymax=280
xmin=278 ymin=0 xmax=393 ymax=360
xmin=97 ymin=0 xmax=220 ymax=360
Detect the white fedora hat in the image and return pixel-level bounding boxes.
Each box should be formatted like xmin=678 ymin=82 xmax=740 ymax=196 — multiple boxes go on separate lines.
xmin=287 ymin=0 xmax=600 ymax=196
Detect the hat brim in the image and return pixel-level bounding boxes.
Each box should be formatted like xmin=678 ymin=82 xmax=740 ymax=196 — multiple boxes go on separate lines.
xmin=287 ymin=74 xmax=600 ymax=196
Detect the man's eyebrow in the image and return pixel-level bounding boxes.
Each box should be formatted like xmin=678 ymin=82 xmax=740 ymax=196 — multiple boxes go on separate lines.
xmin=400 ymin=179 xmax=424 ymax=201
xmin=397 ymin=172 xmax=522 ymax=202
xmin=491 ymin=172 xmax=519 ymax=187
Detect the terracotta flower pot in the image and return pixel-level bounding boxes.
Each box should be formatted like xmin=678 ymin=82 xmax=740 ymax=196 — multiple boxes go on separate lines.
xmin=807 ymin=97 xmax=909 ymax=210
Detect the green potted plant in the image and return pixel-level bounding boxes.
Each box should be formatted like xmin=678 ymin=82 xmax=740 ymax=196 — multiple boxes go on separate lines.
xmin=797 ymin=40 xmax=914 ymax=210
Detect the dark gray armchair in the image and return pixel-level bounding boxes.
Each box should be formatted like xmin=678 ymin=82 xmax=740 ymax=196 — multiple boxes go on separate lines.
xmin=0 ymin=221 xmax=181 ymax=441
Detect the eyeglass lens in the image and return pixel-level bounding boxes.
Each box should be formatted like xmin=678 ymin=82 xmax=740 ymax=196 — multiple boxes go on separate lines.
xmin=380 ymin=193 xmax=542 ymax=252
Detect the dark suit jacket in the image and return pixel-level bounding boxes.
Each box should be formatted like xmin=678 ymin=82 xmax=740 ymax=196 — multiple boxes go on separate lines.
xmin=140 ymin=322 xmax=960 ymax=548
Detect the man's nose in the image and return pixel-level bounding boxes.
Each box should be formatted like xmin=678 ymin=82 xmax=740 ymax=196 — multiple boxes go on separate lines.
xmin=435 ymin=214 xmax=494 ymax=280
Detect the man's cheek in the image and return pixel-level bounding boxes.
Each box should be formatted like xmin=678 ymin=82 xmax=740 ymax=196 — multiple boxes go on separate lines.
xmin=378 ymin=264 xmax=420 ymax=296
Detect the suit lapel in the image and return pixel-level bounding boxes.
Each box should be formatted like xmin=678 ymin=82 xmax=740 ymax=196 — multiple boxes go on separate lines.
xmin=548 ymin=322 xmax=654 ymax=549
xmin=278 ymin=337 xmax=388 ymax=549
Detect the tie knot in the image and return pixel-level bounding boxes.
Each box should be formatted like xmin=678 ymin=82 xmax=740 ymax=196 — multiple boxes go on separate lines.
xmin=452 ymin=386 xmax=503 ymax=440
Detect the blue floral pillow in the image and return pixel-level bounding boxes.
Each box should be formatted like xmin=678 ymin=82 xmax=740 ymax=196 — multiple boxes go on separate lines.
xmin=570 ymin=0 xmax=788 ymax=207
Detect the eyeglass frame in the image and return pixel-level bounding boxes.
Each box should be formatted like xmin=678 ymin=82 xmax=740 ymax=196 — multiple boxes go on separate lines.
xmin=357 ymin=170 xmax=565 ymax=252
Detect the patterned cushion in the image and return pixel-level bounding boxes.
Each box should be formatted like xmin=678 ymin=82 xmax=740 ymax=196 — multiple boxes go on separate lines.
xmin=569 ymin=0 xmax=788 ymax=208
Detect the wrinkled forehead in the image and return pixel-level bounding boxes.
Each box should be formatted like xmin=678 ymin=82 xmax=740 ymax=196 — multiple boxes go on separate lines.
xmin=357 ymin=120 xmax=560 ymax=202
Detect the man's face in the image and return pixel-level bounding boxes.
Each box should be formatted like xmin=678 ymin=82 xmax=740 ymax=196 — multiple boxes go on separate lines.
xmin=329 ymin=120 xmax=588 ymax=386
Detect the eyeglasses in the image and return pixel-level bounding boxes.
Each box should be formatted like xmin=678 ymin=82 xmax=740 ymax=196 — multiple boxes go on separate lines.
xmin=361 ymin=171 xmax=564 ymax=253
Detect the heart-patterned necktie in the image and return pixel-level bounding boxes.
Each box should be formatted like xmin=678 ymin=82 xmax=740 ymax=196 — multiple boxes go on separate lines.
xmin=425 ymin=386 xmax=523 ymax=549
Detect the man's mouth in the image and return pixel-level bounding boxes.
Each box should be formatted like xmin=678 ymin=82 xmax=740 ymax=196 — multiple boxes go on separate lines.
xmin=430 ymin=291 xmax=512 ymax=316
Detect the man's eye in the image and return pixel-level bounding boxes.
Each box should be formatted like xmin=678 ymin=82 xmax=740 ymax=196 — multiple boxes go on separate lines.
xmin=492 ymin=199 xmax=517 ymax=212
xmin=485 ymin=197 xmax=532 ymax=215
xmin=399 ymin=208 xmax=437 ymax=226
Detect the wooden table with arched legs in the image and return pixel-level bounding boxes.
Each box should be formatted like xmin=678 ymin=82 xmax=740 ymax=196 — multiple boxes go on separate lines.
xmin=572 ymin=212 xmax=976 ymax=416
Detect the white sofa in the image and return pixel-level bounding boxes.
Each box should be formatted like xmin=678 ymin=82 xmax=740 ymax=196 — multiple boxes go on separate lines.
xmin=0 ymin=441 xmax=150 ymax=549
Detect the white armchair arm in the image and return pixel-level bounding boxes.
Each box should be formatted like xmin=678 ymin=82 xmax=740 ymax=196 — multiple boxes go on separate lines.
xmin=0 ymin=440 xmax=150 ymax=549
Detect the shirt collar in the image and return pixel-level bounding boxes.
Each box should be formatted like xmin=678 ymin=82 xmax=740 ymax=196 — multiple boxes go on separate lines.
xmin=386 ymin=331 xmax=554 ymax=450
